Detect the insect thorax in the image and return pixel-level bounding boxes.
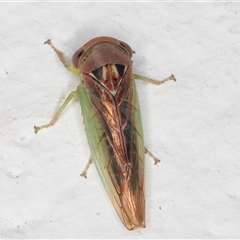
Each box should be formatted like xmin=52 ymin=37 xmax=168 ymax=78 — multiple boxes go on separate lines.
xmin=89 ymin=64 xmax=127 ymax=95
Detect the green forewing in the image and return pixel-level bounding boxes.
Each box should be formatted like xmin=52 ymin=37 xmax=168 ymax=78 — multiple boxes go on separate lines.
xmin=78 ymin=74 xmax=145 ymax=229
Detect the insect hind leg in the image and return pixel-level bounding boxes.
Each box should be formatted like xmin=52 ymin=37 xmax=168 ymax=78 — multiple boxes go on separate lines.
xmin=80 ymin=158 xmax=93 ymax=178
xmin=145 ymin=148 xmax=161 ymax=165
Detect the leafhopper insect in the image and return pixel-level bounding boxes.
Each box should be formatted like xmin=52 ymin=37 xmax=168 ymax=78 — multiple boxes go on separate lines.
xmin=34 ymin=36 xmax=175 ymax=230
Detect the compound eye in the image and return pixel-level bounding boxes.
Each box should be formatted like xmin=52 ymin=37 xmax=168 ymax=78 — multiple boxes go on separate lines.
xmin=72 ymin=47 xmax=84 ymax=68
xmin=119 ymin=41 xmax=133 ymax=57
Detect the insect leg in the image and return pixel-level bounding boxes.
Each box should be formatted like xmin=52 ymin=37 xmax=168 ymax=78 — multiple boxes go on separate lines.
xmin=135 ymin=74 xmax=175 ymax=164
xmin=145 ymin=147 xmax=161 ymax=165
xmin=34 ymin=90 xmax=79 ymax=134
xmin=80 ymin=158 xmax=93 ymax=178
xmin=44 ymin=39 xmax=80 ymax=76
xmin=134 ymin=74 xmax=176 ymax=85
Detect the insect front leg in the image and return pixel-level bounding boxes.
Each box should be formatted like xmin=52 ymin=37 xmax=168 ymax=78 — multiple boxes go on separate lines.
xmin=80 ymin=158 xmax=93 ymax=178
xmin=44 ymin=39 xmax=80 ymax=76
xmin=34 ymin=90 xmax=79 ymax=133
xmin=135 ymin=74 xmax=176 ymax=165
xmin=134 ymin=74 xmax=176 ymax=85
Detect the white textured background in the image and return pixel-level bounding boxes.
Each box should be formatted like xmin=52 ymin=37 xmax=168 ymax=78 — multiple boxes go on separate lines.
xmin=1 ymin=2 xmax=240 ymax=238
